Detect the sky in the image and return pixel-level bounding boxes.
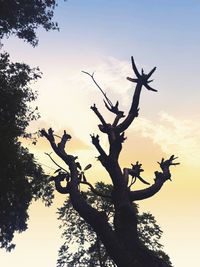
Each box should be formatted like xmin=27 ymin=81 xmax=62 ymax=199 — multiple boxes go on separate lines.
xmin=1 ymin=0 xmax=200 ymax=266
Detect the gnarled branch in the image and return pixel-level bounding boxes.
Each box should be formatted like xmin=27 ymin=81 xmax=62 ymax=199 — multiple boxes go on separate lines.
xmin=52 ymin=174 xmax=70 ymax=194
xmin=129 ymin=156 xmax=179 ymax=201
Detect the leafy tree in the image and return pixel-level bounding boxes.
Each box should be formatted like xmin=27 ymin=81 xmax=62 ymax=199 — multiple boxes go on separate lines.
xmin=57 ymin=182 xmax=171 ymax=267
xmin=42 ymin=57 xmax=179 ymax=266
xmin=0 ymin=52 xmax=54 ymax=251
xmin=0 ymin=0 xmax=61 ymax=46
xmin=0 ymin=0 xmax=62 ymax=251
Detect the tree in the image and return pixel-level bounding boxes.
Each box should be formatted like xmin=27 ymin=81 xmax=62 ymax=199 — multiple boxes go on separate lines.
xmin=0 ymin=0 xmax=63 ymax=251
xmin=57 ymin=182 xmax=171 ymax=267
xmin=41 ymin=57 xmax=179 ymax=267
xmin=0 ymin=52 xmax=54 ymax=251
xmin=0 ymin=0 xmax=61 ymax=46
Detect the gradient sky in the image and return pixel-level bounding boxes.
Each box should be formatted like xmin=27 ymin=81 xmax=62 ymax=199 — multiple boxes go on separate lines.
xmin=1 ymin=1 xmax=200 ymax=266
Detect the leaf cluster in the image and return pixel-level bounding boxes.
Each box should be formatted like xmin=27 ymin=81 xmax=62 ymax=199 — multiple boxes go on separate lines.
xmin=0 ymin=0 xmax=60 ymax=46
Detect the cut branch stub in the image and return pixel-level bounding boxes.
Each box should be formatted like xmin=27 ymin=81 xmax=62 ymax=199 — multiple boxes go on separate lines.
xmin=90 ymin=134 xmax=100 ymax=146
xmin=48 ymin=127 xmax=54 ymax=138
xmin=158 ymin=155 xmax=180 ymax=171
xmin=90 ymin=104 xmax=107 ymax=129
xmin=40 ymin=128 xmax=54 ymax=142
xmin=90 ymin=134 xmax=108 ymax=164
xmin=57 ymin=130 xmax=71 ymax=151
xmin=157 ymin=155 xmax=180 ymax=181
xmin=103 ymin=99 xmax=124 ymax=116
xmin=127 ymin=56 xmax=157 ymax=92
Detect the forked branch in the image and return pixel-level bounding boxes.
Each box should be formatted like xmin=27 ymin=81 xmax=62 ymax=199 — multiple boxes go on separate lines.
xmin=41 ymin=129 xmax=121 ymax=257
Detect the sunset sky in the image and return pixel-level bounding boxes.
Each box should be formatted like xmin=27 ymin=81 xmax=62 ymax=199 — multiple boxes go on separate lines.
xmin=1 ymin=0 xmax=200 ymax=266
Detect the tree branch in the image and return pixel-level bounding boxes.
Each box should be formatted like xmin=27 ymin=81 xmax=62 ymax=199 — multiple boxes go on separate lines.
xmin=40 ymin=128 xmax=75 ymax=165
xmin=45 ymin=152 xmax=68 ymax=173
xmin=90 ymin=134 xmax=108 ymax=160
xmin=129 ymin=155 xmax=179 ymax=201
xmin=129 ymin=177 xmax=165 ymax=201
xmin=49 ymin=173 xmax=70 ymax=194
xmin=90 ymin=104 xmax=109 ymax=132
xmin=54 ymin=178 xmax=70 ymax=194
xmin=83 ymin=71 xmax=124 ymax=118
xmin=41 ymin=128 xmax=124 ymax=263
xmin=112 ymin=111 xmax=125 ymax=127
xmin=117 ymin=57 xmax=157 ymax=133
xmin=57 ymin=130 xmax=71 ymax=152
xmin=82 ymin=71 xmax=114 ymax=110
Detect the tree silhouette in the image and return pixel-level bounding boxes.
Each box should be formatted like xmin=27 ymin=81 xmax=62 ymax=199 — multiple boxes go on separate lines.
xmin=0 ymin=53 xmax=54 ymax=251
xmin=57 ymin=182 xmax=171 ymax=267
xmin=0 ymin=0 xmax=62 ymax=250
xmin=41 ymin=57 xmax=179 ymax=267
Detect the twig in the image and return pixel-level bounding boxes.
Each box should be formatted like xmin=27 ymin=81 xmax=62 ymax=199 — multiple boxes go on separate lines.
xmin=82 ymin=71 xmax=114 ymax=108
xmin=45 ymin=152 xmax=68 ymax=172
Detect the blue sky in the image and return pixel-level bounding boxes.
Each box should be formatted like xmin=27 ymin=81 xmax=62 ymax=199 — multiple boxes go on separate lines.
xmin=5 ymin=0 xmax=200 ymax=118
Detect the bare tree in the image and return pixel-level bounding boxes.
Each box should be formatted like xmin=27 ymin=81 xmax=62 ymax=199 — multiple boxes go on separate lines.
xmin=41 ymin=57 xmax=179 ymax=267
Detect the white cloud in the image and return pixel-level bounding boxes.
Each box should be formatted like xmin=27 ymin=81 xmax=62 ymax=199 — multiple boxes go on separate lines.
xmin=132 ymin=112 xmax=200 ymax=167
xmin=80 ymin=56 xmax=133 ymax=109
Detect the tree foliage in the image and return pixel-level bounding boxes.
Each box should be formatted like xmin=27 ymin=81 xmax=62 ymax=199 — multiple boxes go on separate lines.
xmin=57 ymin=183 xmax=171 ymax=267
xmin=0 ymin=52 xmax=54 ymax=251
xmin=0 ymin=0 xmax=60 ymax=46
xmin=0 ymin=0 xmax=61 ymax=250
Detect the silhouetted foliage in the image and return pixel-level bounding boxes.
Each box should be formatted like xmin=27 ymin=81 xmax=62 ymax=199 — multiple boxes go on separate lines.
xmin=42 ymin=57 xmax=179 ymax=266
xmin=0 ymin=0 xmax=61 ymax=250
xmin=0 ymin=0 xmax=60 ymax=46
xmin=0 ymin=52 xmax=54 ymax=251
xmin=57 ymin=183 xmax=171 ymax=267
